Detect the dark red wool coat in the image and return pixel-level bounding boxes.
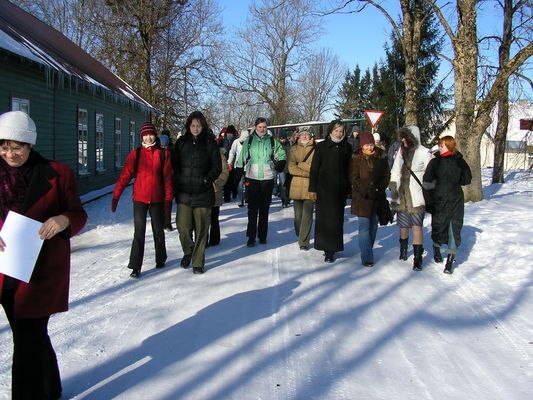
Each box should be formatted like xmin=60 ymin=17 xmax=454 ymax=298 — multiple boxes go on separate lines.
xmin=0 ymin=159 xmax=87 ymax=318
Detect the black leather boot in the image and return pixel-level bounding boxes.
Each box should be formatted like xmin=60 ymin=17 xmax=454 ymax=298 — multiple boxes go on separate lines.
xmin=443 ymin=254 xmax=455 ymax=274
xmin=130 ymin=269 xmax=141 ymax=278
xmin=399 ymin=238 xmax=408 ymax=261
xmin=433 ymin=246 xmax=443 ymax=263
xmin=412 ymin=244 xmax=424 ymax=271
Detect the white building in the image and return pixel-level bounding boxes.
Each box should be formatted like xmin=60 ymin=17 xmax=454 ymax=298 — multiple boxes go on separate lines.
xmin=441 ymin=101 xmax=533 ymax=170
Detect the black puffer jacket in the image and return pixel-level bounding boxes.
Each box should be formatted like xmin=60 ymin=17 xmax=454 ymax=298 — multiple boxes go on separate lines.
xmin=423 ymin=152 xmax=471 ymax=247
xmin=172 ymin=132 xmax=221 ymax=208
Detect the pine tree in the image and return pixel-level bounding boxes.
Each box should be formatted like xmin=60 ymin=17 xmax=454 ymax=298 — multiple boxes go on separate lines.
xmin=374 ymin=6 xmax=449 ymax=146
xmin=335 ymin=66 xmax=362 ymax=119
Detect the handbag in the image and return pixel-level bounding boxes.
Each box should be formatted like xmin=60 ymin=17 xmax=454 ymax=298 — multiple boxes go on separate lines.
xmin=405 ymin=164 xmax=435 ymax=214
xmin=375 ymin=193 xmax=394 ymax=225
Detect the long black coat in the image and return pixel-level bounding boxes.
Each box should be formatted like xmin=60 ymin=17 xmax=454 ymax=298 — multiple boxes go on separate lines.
xmin=309 ymin=135 xmax=352 ymax=252
xmin=172 ymin=132 xmax=221 ymax=208
xmin=423 ymin=152 xmax=471 ymax=247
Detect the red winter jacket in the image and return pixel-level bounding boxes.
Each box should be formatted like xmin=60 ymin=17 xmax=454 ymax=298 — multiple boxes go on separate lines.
xmin=113 ymin=146 xmax=173 ymax=204
xmin=0 ymin=155 xmax=88 ymax=318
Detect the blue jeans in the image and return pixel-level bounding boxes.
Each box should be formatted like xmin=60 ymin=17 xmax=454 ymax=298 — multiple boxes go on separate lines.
xmin=358 ymin=214 xmax=378 ymax=264
xmin=277 ymin=172 xmax=289 ymax=205
xmin=434 ymin=222 xmax=457 ymax=254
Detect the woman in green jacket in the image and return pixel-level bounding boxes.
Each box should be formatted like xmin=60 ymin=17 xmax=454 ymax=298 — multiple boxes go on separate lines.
xmin=239 ymin=117 xmax=286 ymax=247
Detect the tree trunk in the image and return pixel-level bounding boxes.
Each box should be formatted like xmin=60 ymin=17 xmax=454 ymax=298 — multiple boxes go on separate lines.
xmin=430 ymin=0 xmax=533 ymax=202
xmin=492 ymin=94 xmax=509 ymax=184
xmin=401 ymin=0 xmax=423 ymax=126
xmin=491 ymin=0 xmax=513 ymax=184
xmin=452 ymin=0 xmax=482 ymax=202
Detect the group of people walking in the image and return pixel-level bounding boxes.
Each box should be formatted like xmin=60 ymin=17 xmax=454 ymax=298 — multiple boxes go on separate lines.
xmin=0 ymin=109 xmax=473 ymax=399
xmin=110 ymin=114 xmax=473 ymax=279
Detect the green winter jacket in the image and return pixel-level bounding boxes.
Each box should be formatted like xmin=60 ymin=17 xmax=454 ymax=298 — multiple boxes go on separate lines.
xmin=238 ymin=132 xmax=287 ymax=180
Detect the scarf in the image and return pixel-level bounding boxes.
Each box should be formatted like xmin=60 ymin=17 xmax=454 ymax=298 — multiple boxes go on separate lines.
xmin=330 ymin=133 xmax=345 ymax=143
xmin=0 ymin=151 xmax=36 ymax=216
xmin=142 ymin=141 xmax=156 ymax=149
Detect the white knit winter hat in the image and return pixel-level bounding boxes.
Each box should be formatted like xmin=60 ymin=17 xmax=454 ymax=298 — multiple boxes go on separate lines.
xmin=0 ymin=111 xmax=37 ymax=145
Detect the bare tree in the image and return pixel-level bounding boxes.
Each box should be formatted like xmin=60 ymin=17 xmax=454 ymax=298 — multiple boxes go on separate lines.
xmin=89 ymin=0 xmax=222 ymax=129
xmin=294 ymin=48 xmax=344 ymax=121
xmin=427 ymin=0 xmax=533 ymax=201
xmin=324 ymin=0 xmax=430 ymax=126
xmin=218 ymin=0 xmax=320 ymax=124
xmin=17 ymin=0 xmax=98 ymax=52
xmin=204 ymin=91 xmax=267 ymax=132
xmin=490 ymin=0 xmax=532 ymax=184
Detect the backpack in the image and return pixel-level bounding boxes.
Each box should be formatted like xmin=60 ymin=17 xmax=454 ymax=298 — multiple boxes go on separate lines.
xmin=245 ymin=134 xmax=285 ymax=173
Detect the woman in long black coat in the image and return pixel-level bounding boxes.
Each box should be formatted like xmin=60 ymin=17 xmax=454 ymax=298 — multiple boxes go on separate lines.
xmin=423 ymin=135 xmax=471 ymax=274
xmin=309 ymin=120 xmax=352 ymax=263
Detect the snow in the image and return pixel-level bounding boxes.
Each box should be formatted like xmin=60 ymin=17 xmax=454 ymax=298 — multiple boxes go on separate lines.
xmin=1 ymin=169 xmax=533 ymax=399
xmin=0 ymin=29 xmax=43 ymax=64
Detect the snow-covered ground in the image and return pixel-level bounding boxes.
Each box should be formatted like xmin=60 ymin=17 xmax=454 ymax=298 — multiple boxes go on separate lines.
xmin=1 ymin=170 xmax=532 ymax=399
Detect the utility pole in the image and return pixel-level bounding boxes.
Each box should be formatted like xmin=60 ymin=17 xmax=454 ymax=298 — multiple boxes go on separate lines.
xmin=183 ymin=67 xmax=188 ymax=116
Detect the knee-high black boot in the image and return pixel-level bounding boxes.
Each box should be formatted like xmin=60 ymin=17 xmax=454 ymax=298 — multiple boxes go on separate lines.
xmin=399 ymin=238 xmax=408 ymax=261
xmin=443 ymin=254 xmax=455 ymax=274
xmin=413 ymin=244 xmax=424 ymax=271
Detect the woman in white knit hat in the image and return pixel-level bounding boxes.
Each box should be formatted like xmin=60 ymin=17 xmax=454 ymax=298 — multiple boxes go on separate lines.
xmin=0 ymin=111 xmax=87 ymax=399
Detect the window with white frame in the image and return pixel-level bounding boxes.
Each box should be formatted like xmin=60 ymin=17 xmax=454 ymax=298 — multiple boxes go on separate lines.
xmin=78 ymin=108 xmax=89 ymax=175
xmin=11 ymin=97 xmax=30 ymax=114
xmin=96 ymin=113 xmax=104 ymax=172
xmin=129 ymin=120 xmax=136 ymax=151
xmin=114 ymin=117 xmax=122 ymax=168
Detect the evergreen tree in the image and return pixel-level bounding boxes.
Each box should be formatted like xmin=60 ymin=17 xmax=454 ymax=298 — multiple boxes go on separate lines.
xmin=374 ymin=6 xmax=449 ymax=146
xmin=335 ymin=66 xmax=362 ymax=119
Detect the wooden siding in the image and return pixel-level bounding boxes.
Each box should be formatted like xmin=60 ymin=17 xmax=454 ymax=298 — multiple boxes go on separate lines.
xmin=0 ymin=52 xmax=151 ymax=195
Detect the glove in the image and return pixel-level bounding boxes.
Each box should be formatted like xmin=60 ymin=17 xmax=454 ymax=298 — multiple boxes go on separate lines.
xmin=364 ymin=187 xmax=378 ymax=200
xmin=111 ymin=197 xmax=119 ymax=213
xmin=164 ymin=200 xmax=172 ymax=216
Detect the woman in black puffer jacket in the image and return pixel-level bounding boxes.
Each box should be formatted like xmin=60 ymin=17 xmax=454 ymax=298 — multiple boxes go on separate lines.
xmin=423 ymin=136 xmax=471 ymax=274
xmin=172 ymin=111 xmax=221 ymax=274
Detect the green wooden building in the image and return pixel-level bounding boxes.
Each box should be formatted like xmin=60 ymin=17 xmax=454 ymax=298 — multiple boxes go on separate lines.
xmin=0 ymin=0 xmax=155 ymax=195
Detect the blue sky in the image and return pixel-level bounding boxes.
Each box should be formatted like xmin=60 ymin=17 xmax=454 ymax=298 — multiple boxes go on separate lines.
xmin=221 ymin=1 xmax=531 ymax=102
xmin=221 ymin=0 xmax=400 ymax=73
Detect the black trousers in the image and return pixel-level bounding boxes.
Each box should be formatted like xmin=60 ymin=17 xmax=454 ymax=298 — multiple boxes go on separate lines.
xmin=1 ymin=288 xmax=62 ymax=400
xmin=208 ymin=206 xmax=221 ymax=245
xmin=128 ymin=201 xmax=167 ymax=270
xmin=246 ymin=178 xmax=274 ymax=242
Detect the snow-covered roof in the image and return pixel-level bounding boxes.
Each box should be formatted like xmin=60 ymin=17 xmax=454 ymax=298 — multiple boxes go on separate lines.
xmin=0 ymin=0 xmax=154 ymax=110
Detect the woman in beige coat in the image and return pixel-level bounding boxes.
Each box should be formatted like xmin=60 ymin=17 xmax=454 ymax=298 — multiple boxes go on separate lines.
xmin=288 ymin=127 xmax=316 ymax=250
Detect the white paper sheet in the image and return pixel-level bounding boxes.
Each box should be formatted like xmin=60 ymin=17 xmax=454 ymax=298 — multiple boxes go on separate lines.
xmin=0 ymin=211 xmax=44 ymax=283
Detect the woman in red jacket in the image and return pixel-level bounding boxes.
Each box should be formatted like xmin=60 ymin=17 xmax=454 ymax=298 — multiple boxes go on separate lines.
xmin=111 ymin=122 xmax=173 ymax=278
xmin=0 ymin=111 xmax=88 ymax=400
